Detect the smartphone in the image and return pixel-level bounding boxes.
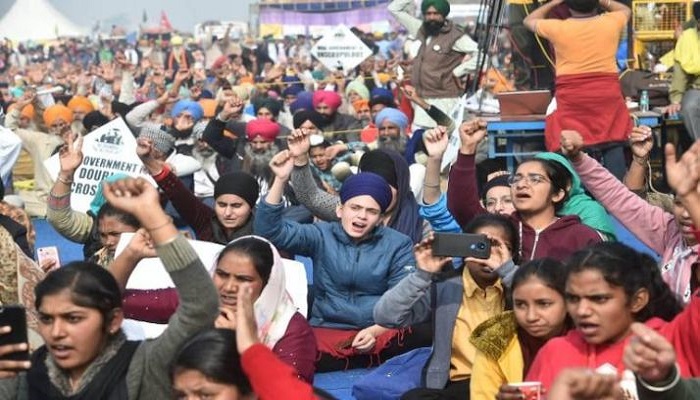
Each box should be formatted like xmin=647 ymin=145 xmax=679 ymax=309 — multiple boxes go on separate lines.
xmin=37 ymin=246 xmax=61 ymax=270
xmin=432 ymin=233 xmax=491 ymax=259
xmin=0 ymin=305 xmax=29 ymax=364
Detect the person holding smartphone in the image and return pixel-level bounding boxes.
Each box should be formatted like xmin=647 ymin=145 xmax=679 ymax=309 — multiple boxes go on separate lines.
xmin=0 ymin=177 xmax=219 ymax=399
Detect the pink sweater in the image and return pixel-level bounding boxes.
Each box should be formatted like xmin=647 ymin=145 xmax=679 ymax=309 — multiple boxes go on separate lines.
xmin=572 ymin=154 xmax=699 ymax=305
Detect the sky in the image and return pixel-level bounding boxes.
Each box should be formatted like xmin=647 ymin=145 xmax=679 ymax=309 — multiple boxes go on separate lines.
xmin=0 ymin=0 xmax=256 ymax=32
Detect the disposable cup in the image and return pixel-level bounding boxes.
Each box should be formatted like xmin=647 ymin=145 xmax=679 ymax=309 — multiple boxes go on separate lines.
xmin=509 ymin=381 xmax=541 ymax=400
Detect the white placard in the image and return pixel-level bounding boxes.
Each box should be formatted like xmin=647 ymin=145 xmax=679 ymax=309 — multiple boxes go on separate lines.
xmin=44 ymin=118 xmax=155 ymax=213
xmin=310 ymin=25 xmax=373 ymax=73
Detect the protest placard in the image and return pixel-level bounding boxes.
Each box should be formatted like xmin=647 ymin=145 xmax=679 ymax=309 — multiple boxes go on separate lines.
xmin=310 ymin=24 xmax=372 ymax=73
xmin=44 ymin=117 xmax=155 ymax=213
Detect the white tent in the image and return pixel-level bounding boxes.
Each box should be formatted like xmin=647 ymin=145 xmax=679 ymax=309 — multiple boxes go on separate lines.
xmin=0 ymin=0 xmax=87 ymax=42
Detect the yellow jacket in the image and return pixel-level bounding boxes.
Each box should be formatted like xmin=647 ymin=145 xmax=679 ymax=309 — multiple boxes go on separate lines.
xmin=469 ymin=311 xmax=524 ymax=400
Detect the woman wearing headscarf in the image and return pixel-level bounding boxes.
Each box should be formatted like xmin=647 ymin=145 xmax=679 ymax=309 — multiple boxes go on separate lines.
xmin=535 ymin=152 xmax=616 ymax=241
xmin=112 ymin=234 xmax=317 ymax=383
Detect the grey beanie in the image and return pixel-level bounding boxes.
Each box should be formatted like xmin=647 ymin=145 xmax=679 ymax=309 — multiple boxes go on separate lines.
xmin=139 ymin=123 xmax=175 ymax=155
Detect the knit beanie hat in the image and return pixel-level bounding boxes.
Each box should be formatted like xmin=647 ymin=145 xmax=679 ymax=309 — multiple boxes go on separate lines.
xmin=481 ymin=174 xmax=511 ymax=201
xmin=171 ymin=99 xmax=204 ymax=122
xmin=358 ymin=150 xmax=398 ymax=188
xmin=421 ymin=0 xmax=450 ymax=16
xmin=339 ymin=172 xmax=392 ymax=213
xmin=192 ymin=120 xmax=209 ymax=140
xmin=214 ymin=172 xmax=260 ymax=207
xmin=139 ymin=123 xmax=175 ymax=155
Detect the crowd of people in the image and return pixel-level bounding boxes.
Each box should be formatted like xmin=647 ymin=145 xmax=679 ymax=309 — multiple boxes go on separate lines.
xmin=0 ymin=0 xmax=699 ymax=398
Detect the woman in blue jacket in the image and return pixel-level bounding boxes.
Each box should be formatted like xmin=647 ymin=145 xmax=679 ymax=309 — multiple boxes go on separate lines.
xmin=255 ymin=148 xmax=430 ymax=371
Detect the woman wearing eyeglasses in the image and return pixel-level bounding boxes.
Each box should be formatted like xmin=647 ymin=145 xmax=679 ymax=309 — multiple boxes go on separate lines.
xmin=446 ymin=119 xmax=602 ymax=262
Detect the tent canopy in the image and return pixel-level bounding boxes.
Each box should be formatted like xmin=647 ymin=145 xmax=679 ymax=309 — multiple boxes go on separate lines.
xmin=0 ymin=0 xmax=87 ymax=42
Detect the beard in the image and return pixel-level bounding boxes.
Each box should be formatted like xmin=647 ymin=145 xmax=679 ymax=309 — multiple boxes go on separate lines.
xmin=242 ymin=143 xmax=279 ymax=184
xmin=378 ymin=134 xmax=407 ymax=155
xmin=171 ymin=127 xmax=193 ymax=139
xmin=423 ymin=20 xmax=445 ymax=36
xmin=193 ymin=145 xmax=217 ymax=168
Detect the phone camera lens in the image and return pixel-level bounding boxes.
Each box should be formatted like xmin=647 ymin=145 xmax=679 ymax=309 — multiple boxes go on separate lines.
xmin=478 ymin=243 xmax=486 ymax=250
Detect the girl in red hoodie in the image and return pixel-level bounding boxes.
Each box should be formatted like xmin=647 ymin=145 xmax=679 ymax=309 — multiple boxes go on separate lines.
xmin=526 ymin=242 xmax=700 ymax=392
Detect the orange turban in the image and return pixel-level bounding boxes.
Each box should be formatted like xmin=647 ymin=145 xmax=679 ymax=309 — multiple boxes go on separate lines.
xmin=8 ymin=103 xmax=34 ymax=120
xmin=198 ymin=99 xmax=217 ymax=119
xmin=67 ymin=96 xmax=94 ymax=114
xmin=21 ymin=104 xmax=34 ymax=120
xmin=43 ymin=105 xmax=74 ymax=127
xmin=353 ymin=99 xmax=370 ymax=113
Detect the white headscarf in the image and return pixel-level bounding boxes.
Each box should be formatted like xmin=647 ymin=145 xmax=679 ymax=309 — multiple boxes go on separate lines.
xmin=221 ymin=235 xmax=298 ymax=349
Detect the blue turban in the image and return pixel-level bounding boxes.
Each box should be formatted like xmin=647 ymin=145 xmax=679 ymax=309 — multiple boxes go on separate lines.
xmin=371 ymin=87 xmax=394 ymax=102
xmin=375 ymin=108 xmax=409 ymax=131
xmin=290 ymin=91 xmax=314 ymax=114
xmin=339 ymin=172 xmax=392 ymax=213
xmin=282 ymin=84 xmax=304 ymax=99
xmin=171 ymin=100 xmax=204 ymax=122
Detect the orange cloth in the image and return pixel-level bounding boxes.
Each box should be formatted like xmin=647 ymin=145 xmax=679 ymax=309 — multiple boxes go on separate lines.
xmin=535 ymin=11 xmax=627 ymax=76
xmin=198 ymin=99 xmax=217 ymax=118
xmin=67 ymin=96 xmax=94 ymax=113
xmin=43 ymin=105 xmax=74 ymax=126
xmin=352 ymin=99 xmax=369 ymax=113
xmin=360 ymin=123 xmax=378 ymax=143
xmin=9 ymin=103 xmax=35 ymax=120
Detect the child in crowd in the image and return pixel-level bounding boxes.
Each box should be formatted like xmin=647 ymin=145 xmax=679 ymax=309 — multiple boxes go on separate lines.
xmin=374 ymin=213 xmax=518 ymax=399
xmin=470 ymin=258 xmax=571 ymax=399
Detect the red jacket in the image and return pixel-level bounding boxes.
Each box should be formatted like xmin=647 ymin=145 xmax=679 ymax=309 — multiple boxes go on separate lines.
xmin=242 ymin=344 xmax=316 ymax=400
xmin=527 ymin=292 xmax=700 ymax=389
xmin=446 ymin=153 xmax=602 ymax=262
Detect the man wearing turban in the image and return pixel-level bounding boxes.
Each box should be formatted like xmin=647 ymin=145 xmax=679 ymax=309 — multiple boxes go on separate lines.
xmin=242 ymin=118 xmax=282 ymax=188
xmin=4 ymin=93 xmax=74 ymax=217
xmin=375 ymin=108 xmax=410 ymax=155
xmin=312 ymin=90 xmax=363 ymax=143
xmin=389 ymin=0 xmax=479 ymax=129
